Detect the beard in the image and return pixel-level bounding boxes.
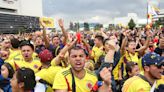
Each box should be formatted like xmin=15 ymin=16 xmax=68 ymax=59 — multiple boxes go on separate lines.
xmin=149 ymin=70 xmax=161 ymax=80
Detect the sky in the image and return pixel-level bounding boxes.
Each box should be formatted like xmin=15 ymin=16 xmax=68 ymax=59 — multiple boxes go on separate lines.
xmin=43 ymin=0 xmax=164 ymax=28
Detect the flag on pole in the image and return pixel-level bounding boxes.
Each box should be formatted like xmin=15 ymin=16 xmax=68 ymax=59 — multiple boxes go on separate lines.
xmin=147 ymin=0 xmax=160 ymax=26
xmin=148 ymin=3 xmax=158 ymax=17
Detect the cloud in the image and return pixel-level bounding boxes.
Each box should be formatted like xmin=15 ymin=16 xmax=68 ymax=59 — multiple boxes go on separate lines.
xmin=43 ymin=0 xmax=164 ymax=28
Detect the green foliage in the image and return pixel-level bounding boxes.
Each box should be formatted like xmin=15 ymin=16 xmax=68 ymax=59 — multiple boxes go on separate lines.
xmin=84 ymin=22 xmax=90 ymax=31
xmin=128 ymin=19 xmax=136 ymax=30
xmin=94 ymin=24 xmax=103 ymax=31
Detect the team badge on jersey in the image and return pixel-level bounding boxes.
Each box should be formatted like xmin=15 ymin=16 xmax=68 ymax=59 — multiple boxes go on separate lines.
xmin=34 ymin=64 xmax=38 ymax=69
xmin=86 ymin=81 xmax=93 ymax=90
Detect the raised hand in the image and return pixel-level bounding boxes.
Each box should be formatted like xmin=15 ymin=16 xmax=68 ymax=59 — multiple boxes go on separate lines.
xmin=58 ymin=19 xmax=64 ymax=28
xmin=100 ymin=67 xmax=112 ymax=86
xmin=40 ymin=19 xmax=46 ymax=28
xmin=145 ymin=30 xmax=152 ymax=37
xmin=67 ymin=39 xmax=77 ymax=49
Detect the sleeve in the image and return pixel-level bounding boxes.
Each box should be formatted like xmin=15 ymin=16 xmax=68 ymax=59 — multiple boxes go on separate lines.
xmin=122 ymin=78 xmax=149 ymax=92
xmin=34 ymin=82 xmax=46 ymax=92
xmin=91 ymin=49 xmax=95 ymax=58
xmin=122 ymin=80 xmax=135 ymax=92
xmin=52 ymin=71 xmax=68 ymax=90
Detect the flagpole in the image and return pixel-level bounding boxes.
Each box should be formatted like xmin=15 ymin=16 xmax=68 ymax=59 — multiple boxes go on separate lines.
xmin=147 ymin=0 xmax=149 ymax=25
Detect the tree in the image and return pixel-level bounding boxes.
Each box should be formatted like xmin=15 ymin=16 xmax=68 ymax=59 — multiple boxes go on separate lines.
xmin=153 ymin=18 xmax=162 ymax=28
xmin=74 ymin=22 xmax=80 ymax=31
xmin=128 ymin=19 xmax=136 ymax=30
xmin=69 ymin=22 xmax=74 ymax=30
xmin=94 ymin=24 xmax=103 ymax=31
xmin=84 ymin=22 xmax=90 ymax=31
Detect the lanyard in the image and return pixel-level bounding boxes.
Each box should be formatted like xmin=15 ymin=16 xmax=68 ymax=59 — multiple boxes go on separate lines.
xmin=70 ymin=68 xmax=76 ymax=92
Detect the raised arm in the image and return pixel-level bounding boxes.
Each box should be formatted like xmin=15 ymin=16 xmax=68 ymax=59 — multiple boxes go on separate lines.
xmin=120 ymin=30 xmax=130 ymax=55
xmin=137 ymin=30 xmax=151 ymax=56
xmin=58 ymin=19 xmax=68 ymax=45
xmin=120 ymin=36 xmax=128 ymax=56
xmin=40 ymin=20 xmax=50 ymax=48
xmin=98 ymin=67 xmax=113 ymax=92
xmin=51 ymin=39 xmax=77 ymax=66
xmin=82 ymin=38 xmax=91 ymax=56
xmin=100 ymin=28 xmax=108 ymax=39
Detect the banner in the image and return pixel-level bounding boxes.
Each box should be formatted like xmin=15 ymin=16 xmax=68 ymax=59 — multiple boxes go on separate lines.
xmin=40 ymin=17 xmax=54 ymax=28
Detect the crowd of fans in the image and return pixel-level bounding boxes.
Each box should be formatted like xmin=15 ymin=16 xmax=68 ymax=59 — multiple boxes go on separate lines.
xmin=0 ymin=19 xmax=163 ymax=92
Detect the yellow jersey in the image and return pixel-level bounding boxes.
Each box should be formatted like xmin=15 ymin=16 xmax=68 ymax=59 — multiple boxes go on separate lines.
xmin=156 ymin=75 xmax=164 ymax=89
xmin=51 ymin=58 xmax=65 ymax=67
xmin=7 ymin=54 xmax=41 ymax=73
xmin=36 ymin=66 xmax=62 ymax=85
xmin=53 ymin=68 xmax=98 ymax=92
xmin=6 ymin=49 xmax=38 ymax=62
xmin=113 ymin=51 xmax=142 ymax=80
xmin=7 ymin=49 xmax=20 ymax=61
xmin=122 ymin=76 xmax=151 ymax=92
xmin=91 ymin=46 xmax=104 ymax=63
xmin=36 ymin=66 xmax=62 ymax=92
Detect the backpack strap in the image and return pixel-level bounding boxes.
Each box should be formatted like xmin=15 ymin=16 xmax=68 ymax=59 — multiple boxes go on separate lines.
xmin=138 ymin=74 xmax=157 ymax=92
xmin=137 ymin=74 xmax=153 ymax=86
xmin=39 ymin=79 xmax=52 ymax=87
xmin=70 ymin=68 xmax=76 ymax=92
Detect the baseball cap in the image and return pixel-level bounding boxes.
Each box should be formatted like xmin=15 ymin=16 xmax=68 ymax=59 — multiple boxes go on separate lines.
xmin=142 ymin=52 xmax=164 ymax=68
xmin=39 ymin=49 xmax=53 ymax=63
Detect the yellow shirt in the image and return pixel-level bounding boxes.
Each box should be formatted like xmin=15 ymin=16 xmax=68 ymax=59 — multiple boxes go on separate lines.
xmin=51 ymin=58 xmax=65 ymax=67
xmin=36 ymin=66 xmax=62 ymax=92
xmin=7 ymin=49 xmax=20 ymax=61
xmin=7 ymin=54 xmax=41 ymax=73
xmin=91 ymin=46 xmax=104 ymax=63
xmin=120 ymin=51 xmax=141 ymax=68
xmin=6 ymin=49 xmax=38 ymax=62
xmin=36 ymin=66 xmax=62 ymax=85
xmin=113 ymin=51 xmax=142 ymax=80
xmin=156 ymin=75 xmax=164 ymax=88
xmin=122 ymin=76 xmax=151 ymax=92
xmin=53 ymin=68 xmax=98 ymax=92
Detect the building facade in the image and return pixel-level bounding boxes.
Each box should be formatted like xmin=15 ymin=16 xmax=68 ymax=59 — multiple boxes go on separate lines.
xmin=0 ymin=0 xmax=43 ymax=33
